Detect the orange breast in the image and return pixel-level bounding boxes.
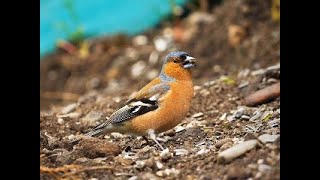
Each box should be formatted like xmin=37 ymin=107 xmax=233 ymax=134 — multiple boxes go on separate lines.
xmin=128 ymin=80 xmax=194 ymax=135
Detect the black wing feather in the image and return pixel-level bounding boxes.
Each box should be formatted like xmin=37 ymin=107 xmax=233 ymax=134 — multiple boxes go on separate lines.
xmin=86 ymin=98 xmax=158 ymax=135
xmin=113 ymin=98 xmax=158 ymax=123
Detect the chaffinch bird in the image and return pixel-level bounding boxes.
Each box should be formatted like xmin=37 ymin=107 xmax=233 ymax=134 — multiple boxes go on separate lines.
xmin=71 ymin=51 xmax=196 ymax=150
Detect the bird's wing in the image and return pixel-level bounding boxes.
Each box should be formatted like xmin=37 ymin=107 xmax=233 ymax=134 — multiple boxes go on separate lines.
xmin=127 ymin=81 xmax=171 ymax=104
xmin=85 ymin=82 xmax=171 ymax=136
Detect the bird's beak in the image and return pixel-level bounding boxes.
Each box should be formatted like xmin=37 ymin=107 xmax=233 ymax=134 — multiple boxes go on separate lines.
xmin=183 ymin=56 xmax=196 ymax=69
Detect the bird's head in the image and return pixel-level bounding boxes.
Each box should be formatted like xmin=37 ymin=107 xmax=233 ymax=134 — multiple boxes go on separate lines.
xmin=160 ymin=51 xmax=196 ymax=81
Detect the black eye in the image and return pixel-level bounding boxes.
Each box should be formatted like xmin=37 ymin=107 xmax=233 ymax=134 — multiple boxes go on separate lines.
xmin=180 ymin=54 xmax=187 ymax=60
xmin=173 ymin=60 xmax=179 ymax=63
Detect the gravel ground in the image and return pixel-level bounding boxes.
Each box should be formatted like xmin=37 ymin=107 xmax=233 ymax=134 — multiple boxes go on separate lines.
xmin=40 ymin=0 xmax=280 ymax=179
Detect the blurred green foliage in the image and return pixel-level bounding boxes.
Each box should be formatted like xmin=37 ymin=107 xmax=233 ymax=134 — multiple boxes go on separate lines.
xmin=54 ymin=0 xmax=85 ymax=45
xmin=272 ymin=0 xmax=280 ymax=22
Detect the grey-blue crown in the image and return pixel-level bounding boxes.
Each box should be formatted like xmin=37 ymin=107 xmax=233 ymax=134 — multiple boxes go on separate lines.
xmin=164 ymin=51 xmax=188 ymax=63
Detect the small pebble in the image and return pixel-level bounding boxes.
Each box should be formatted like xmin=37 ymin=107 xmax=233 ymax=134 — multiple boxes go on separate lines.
xmin=232 ymin=137 xmax=242 ymax=144
xmin=160 ymin=148 xmax=171 ymax=160
xmin=219 ymin=113 xmax=227 ymax=120
xmin=128 ymin=176 xmax=138 ymax=180
xmin=268 ymin=118 xmax=280 ymax=128
xmin=174 ymin=125 xmax=185 ymax=133
xmin=258 ymin=164 xmax=272 ymax=172
xmin=157 ymin=136 xmax=172 ymax=143
xmin=149 ymin=51 xmax=159 ymax=64
xmin=266 ymin=63 xmax=280 ymax=71
xmin=75 ymin=157 xmax=88 ymax=163
xmin=154 ymin=37 xmax=171 ymax=52
xmin=227 ymin=115 xmax=236 ymax=122
xmin=67 ymin=134 xmax=75 ymax=140
xmin=61 ymin=103 xmax=77 ymax=114
xmin=131 ymin=61 xmax=146 ymax=78
xmin=112 ymin=96 xmax=122 ymax=103
xmin=248 ymin=163 xmax=257 ymax=169
xmin=111 ymin=132 xmax=125 ymax=139
xmin=255 ymin=172 xmax=262 ymax=178
xmin=156 ymin=161 xmax=164 ymax=169
xmin=192 ymin=112 xmax=204 ymax=118
xmin=234 ymin=107 xmax=245 ymax=119
xmin=57 ymin=118 xmax=64 ymax=124
xmin=134 ymin=160 xmax=146 ymax=169
xmin=156 ymin=171 xmax=164 ymax=177
xmin=203 ymin=80 xmax=216 ymax=87
xmin=197 ymin=148 xmax=210 ymax=155
xmin=132 ymin=35 xmax=148 ymax=46
xmin=199 ymin=89 xmax=210 ymax=96
xmin=174 ymin=149 xmax=189 ymax=156
xmin=188 ymin=12 xmax=214 ymax=25
xmin=258 ymin=134 xmax=280 ymax=144
xmin=103 ymin=135 xmax=111 ymax=139
xmin=267 ymin=78 xmax=278 ymax=83
xmin=195 ymin=141 xmax=206 ymax=147
xmin=240 ymin=115 xmax=250 ymax=120
xmin=215 ymin=138 xmax=232 ymax=148
xmin=217 ymin=140 xmax=258 ymax=163
xmin=125 ymin=48 xmax=138 ymax=60
xmin=185 ymin=120 xmax=204 ymax=129
xmin=194 ymin=85 xmax=202 ymax=91
xmin=165 ymin=168 xmax=180 ymax=176
xmin=238 ymin=81 xmax=249 ymax=89
xmin=56 ymin=112 xmax=81 ymax=119
xmin=156 ymin=168 xmax=180 ymax=177
xmin=238 ymin=69 xmax=250 ymax=78
xmin=251 ymin=69 xmax=265 ymax=76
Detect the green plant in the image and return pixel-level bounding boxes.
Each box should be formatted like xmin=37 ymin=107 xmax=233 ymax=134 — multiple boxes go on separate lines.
xmin=54 ymin=0 xmax=85 ymax=45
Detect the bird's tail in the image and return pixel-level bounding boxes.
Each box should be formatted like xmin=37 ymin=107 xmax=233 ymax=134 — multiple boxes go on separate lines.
xmin=68 ymin=128 xmax=104 ymax=144
xmin=68 ymin=119 xmax=112 ymax=144
xmin=84 ymin=128 xmax=104 ymax=137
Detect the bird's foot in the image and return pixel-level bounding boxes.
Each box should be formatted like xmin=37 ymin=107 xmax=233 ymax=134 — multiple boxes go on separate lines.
xmin=147 ymin=129 xmax=165 ymax=150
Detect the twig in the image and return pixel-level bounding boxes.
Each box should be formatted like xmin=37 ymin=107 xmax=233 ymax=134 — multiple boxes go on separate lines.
xmin=62 ymin=165 xmax=114 ymax=177
xmin=40 ymin=165 xmax=79 ymax=179
xmin=40 ymin=164 xmax=114 ymax=179
xmin=40 ymin=91 xmax=80 ymax=101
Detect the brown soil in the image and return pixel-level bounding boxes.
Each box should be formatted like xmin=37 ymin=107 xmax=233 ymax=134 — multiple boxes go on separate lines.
xmin=40 ymin=0 xmax=280 ymax=179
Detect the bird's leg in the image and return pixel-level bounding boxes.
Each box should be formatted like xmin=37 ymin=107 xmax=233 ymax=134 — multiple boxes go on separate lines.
xmin=147 ymin=129 xmax=165 ymax=150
